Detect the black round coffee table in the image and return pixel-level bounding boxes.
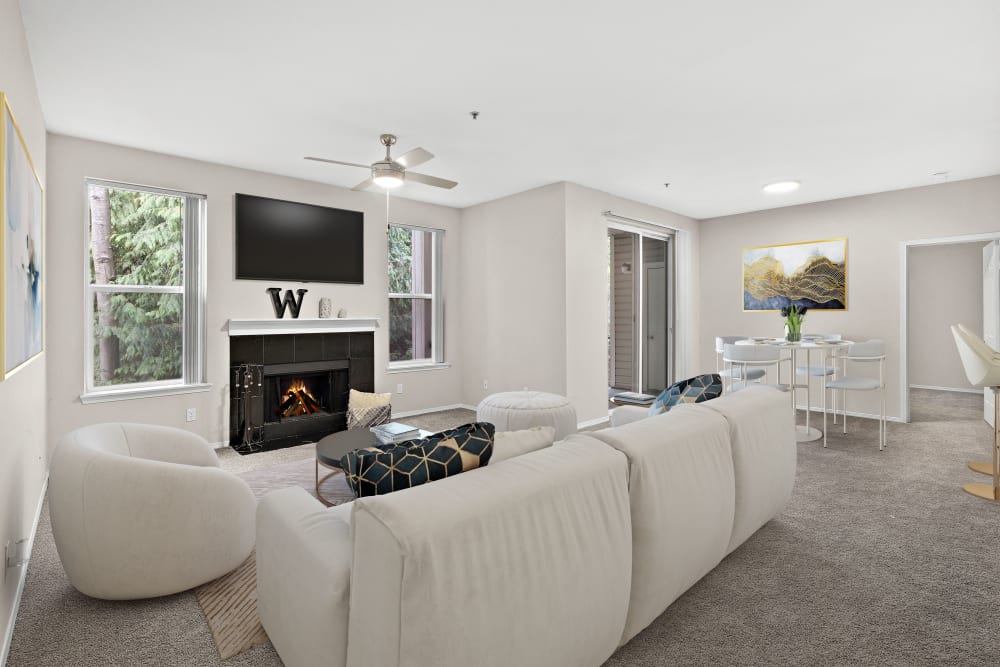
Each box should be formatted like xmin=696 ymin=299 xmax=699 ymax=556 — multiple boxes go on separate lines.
xmin=314 ymin=427 xmax=430 ymax=506
xmin=315 ymin=429 xmax=378 ymax=506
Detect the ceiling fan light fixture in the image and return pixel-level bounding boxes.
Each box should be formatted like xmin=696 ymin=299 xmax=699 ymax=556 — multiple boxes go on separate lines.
xmin=762 ymin=180 xmax=800 ymax=194
xmin=372 ymin=161 xmax=404 ymax=189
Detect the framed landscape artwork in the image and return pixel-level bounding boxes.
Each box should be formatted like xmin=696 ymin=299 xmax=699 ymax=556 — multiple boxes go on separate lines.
xmin=1 ymin=93 xmax=44 ymax=380
xmin=743 ymin=238 xmax=847 ymax=311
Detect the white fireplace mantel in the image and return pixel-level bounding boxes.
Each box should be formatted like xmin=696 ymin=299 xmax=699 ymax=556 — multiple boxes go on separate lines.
xmin=227 ymin=317 xmax=380 ymax=337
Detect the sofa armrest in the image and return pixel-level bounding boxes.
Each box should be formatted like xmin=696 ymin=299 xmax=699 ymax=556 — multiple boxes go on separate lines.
xmin=610 ymin=405 xmax=649 ymax=427
xmin=256 ymin=488 xmax=353 ymax=667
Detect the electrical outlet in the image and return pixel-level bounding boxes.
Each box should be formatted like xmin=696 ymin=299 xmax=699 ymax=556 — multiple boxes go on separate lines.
xmin=483 ymin=380 xmax=488 ymax=390
xmin=5 ymin=539 xmax=28 ymax=582
xmin=186 ymin=408 xmax=197 ymax=422
xmin=396 ymin=383 xmax=404 ymax=394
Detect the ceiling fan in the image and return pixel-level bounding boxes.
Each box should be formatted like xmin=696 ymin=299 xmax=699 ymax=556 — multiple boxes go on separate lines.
xmin=305 ymin=134 xmax=458 ymax=191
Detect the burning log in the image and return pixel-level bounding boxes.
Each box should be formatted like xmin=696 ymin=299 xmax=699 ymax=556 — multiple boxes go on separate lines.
xmin=276 ymin=393 xmax=297 ymax=416
xmin=299 ymin=389 xmax=321 ymax=414
xmin=277 ymin=378 xmax=323 ymax=418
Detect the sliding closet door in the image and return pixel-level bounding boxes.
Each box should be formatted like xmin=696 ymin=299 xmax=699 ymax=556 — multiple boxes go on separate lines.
xmin=642 ymin=237 xmax=671 ymax=394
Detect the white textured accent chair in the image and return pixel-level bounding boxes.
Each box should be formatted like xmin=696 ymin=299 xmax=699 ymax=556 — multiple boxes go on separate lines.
xmin=49 ymin=423 xmax=256 ymax=600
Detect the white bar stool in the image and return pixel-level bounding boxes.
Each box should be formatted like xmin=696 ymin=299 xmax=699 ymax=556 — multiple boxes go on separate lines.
xmin=951 ymin=324 xmax=1000 ymax=502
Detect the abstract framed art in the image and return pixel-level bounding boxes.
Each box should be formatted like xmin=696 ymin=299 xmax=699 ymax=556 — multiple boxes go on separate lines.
xmin=743 ymin=238 xmax=847 ymax=311
xmin=1 ymin=92 xmax=44 ymax=380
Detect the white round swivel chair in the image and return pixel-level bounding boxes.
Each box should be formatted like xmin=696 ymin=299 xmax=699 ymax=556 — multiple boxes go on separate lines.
xmin=49 ymin=423 xmax=256 ymax=599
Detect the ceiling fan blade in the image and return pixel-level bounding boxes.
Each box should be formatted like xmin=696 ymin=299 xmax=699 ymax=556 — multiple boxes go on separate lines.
xmin=304 ymin=156 xmax=371 ymax=169
xmin=406 ymin=171 xmax=458 ymax=189
xmin=394 ymin=147 xmax=434 ymax=169
xmin=351 ymin=177 xmax=374 ymax=191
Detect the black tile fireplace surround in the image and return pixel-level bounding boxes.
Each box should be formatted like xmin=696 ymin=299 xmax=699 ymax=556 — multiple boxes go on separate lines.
xmin=229 ymin=332 xmax=374 ymax=452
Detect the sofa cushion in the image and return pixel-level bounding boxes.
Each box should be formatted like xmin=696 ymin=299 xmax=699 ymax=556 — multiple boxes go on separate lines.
xmin=647 ymin=373 xmax=723 ymax=416
xmin=698 ymin=385 xmax=796 ymax=553
xmin=348 ymin=388 xmax=392 ymax=409
xmin=587 ymin=404 xmax=735 ymax=644
xmin=490 ymin=426 xmax=555 ymax=463
xmin=346 ymin=435 xmax=632 ymax=667
xmin=346 ymin=403 xmax=391 ymax=430
xmin=340 ymin=422 xmax=495 ymax=497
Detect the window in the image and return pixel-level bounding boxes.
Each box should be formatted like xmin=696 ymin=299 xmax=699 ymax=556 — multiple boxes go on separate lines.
xmin=388 ymin=224 xmax=444 ymax=368
xmin=83 ymin=179 xmax=206 ymax=400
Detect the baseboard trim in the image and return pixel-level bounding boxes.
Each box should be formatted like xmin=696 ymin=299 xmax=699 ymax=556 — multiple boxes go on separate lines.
xmin=578 ymin=415 xmax=610 ymax=429
xmin=909 ymin=384 xmax=981 ymax=395
xmin=392 ymin=403 xmax=477 ymax=419
xmin=794 ymin=404 xmax=905 ymax=424
xmin=2 ymin=475 xmax=48 ymax=667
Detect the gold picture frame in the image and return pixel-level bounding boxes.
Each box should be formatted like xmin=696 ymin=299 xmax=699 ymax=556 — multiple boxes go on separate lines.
xmin=1 ymin=92 xmax=45 ymax=380
xmin=742 ymin=238 xmax=847 ymax=311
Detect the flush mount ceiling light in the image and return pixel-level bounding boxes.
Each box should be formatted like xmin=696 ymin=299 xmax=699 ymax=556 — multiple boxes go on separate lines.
xmin=762 ymin=180 xmax=801 ymax=194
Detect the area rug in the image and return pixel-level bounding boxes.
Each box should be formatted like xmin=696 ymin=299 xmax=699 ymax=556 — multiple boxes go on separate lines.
xmin=195 ymin=552 xmax=268 ymax=660
xmin=195 ymin=456 xmax=356 ymax=660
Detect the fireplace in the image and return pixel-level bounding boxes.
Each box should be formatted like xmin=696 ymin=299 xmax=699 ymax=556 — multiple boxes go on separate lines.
xmin=229 ymin=331 xmax=374 ymax=452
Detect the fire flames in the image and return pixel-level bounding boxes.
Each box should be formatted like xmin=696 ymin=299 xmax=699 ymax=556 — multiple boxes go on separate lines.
xmin=276 ymin=379 xmax=321 ymax=418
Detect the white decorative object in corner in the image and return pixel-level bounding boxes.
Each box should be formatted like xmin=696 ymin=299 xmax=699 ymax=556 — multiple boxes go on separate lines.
xmin=318 ymin=298 xmax=332 ymax=319
xmin=227 ymin=317 xmax=379 ymax=336
xmin=337 ymin=308 xmax=347 ymax=318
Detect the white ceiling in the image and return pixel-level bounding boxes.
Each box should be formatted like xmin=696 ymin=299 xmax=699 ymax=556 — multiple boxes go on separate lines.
xmin=18 ymin=0 xmax=1000 ymax=219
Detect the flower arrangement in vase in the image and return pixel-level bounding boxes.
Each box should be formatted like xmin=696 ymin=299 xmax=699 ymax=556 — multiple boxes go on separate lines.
xmin=780 ymin=304 xmax=807 ymax=342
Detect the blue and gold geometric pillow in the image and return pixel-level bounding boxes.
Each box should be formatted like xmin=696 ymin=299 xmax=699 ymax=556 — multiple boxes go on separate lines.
xmin=647 ymin=373 xmax=723 ymax=417
xmin=340 ymin=422 xmax=495 ymax=497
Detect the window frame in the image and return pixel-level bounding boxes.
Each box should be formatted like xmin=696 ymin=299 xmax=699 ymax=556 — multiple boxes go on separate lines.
xmin=81 ymin=178 xmax=208 ymax=403
xmin=387 ymin=222 xmax=446 ymax=371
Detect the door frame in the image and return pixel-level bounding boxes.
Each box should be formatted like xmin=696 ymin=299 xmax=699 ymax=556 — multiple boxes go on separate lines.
xmin=900 ymin=232 xmax=1000 ymax=422
xmin=607 ymin=220 xmax=675 ymax=393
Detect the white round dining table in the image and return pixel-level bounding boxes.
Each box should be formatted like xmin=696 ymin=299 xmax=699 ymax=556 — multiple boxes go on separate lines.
xmin=735 ymin=337 xmax=853 ymax=442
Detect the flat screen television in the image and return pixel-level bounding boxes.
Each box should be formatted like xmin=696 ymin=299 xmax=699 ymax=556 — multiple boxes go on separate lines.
xmin=235 ymin=193 xmax=364 ymax=283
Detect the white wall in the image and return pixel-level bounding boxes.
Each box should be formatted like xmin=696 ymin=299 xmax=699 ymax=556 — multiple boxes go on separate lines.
xmin=908 ymin=243 xmax=985 ymax=391
xmin=0 ymin=0 xmax=48 ymax=656
xmin=45 ymin=134 xmax=464 ymax=445
xmin=459 ymin=182 xmax=699 ymax=426
xmin=564 ymin=183 xmax=699 ymax=423
xmin=699 ymin=175 xmax=1000 ymax=420
xmin=459 ymin=183 xmax=568 ymax=404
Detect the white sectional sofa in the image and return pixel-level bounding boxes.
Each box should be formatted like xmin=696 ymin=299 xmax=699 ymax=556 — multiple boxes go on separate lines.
xmin=256 ymin=385 xmax=795 ymax=667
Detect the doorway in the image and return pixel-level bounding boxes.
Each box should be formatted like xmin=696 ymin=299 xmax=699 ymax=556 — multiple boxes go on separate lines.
xmin=608 ymin=228 xmax=674 ymax=398
xmin=902 ymin=233 xmax=1000 ymax=423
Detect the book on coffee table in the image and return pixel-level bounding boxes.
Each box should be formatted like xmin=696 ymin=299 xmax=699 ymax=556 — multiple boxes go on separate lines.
xmin=371 ymin=421 xmax=420 ymax=445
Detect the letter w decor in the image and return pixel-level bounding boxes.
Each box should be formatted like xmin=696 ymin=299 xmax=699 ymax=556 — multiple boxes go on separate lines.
xmin=267 ymin=288 xmax=308 ymax=319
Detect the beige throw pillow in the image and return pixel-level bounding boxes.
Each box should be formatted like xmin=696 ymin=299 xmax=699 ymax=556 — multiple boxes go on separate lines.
xmin=349 ymin=388 xmax=392 ymax=410
xmin=490 ymin=426 xmax=556 ymax=463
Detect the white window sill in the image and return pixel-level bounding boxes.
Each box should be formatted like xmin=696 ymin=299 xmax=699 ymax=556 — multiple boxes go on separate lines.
xmin=386 ymin=362 xmax=452 ymax=374
xmin=80 ymin=383 xmax=212 ymax=404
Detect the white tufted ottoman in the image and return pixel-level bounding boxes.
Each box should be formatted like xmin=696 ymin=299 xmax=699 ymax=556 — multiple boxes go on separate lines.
xmin=476 ymin=391 xmax=578 ymax=441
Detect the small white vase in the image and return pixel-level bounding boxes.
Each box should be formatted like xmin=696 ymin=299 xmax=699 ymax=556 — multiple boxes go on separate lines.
xmin=318 ymin=297 xmax=332 ymax=318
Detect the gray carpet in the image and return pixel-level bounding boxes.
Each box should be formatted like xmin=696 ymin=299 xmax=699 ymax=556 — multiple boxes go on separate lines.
xmin=8 ymin=394 xmax=1000 ymax=665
